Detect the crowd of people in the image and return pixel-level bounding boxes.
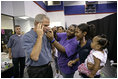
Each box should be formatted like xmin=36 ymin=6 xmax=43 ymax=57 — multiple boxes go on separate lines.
xmin=7 ymin=14 xmax=109 ymax=78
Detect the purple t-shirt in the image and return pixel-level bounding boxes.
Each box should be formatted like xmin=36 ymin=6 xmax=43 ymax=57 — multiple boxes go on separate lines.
xmin=57 ymin=32 xmax=79 ymax=74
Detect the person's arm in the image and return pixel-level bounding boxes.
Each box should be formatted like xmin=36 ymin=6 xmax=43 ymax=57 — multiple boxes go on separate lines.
xmin=8 ymin=48 xmax=12 ymax=59
xmin=73 ymin=58 xmax=79 ymax=64
xmin=30 ymin=36 xmax=43 ymax=61
xmin=46 ymin=30 xmax=66 ymax=53
xmin=7 ymin=36 xmax=13 ymax=59
xmin=88 ymin=56 xmax=101 ymax=78
xmin=52 ymin=40 xmax=66 ymax=53
xmin=68 ymin=58 xmax=79 ymax=67
xmin=87 ymin=62 xmax=94 ymax=70
xmin=30 ymin=23 xmax=43 ymax=61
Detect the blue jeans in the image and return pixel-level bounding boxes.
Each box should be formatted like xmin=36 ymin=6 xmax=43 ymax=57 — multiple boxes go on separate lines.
xmin=61 ymin=71 xmax=74 ymax=78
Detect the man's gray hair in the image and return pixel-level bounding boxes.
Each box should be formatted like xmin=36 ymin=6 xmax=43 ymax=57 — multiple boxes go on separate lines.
xmin=35 ymin=14 xmax=49 ymax=23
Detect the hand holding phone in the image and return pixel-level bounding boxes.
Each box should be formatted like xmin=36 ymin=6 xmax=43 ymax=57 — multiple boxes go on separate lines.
xmin=46 ymin=29 xmax=54 ymax=41
xmin=45 ymin=27 xmax=51 ymax=33
xmin=36 ymin=23 xmax=44 ymax=37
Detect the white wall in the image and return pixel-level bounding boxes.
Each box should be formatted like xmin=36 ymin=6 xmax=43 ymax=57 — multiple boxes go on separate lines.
xmin=1 ymin=1 xmax=25 ymax=16
xmin=98 ymin=1 xmax=115 ymax=4
xmin=64 ymin=1 xmax=85 ymax=6
xmin=15 ymin=1 xmax=47 ymax=33
xmin=24 ymin=1 xmax=47 ymax=18
xmin=1 ymin=1 xmax=14 ymax=16
xmin=15 ymin=19 xmax=34 ymax=33
xmin=12 ymin=1 xmax=25 ymax=16
xmin=47 ymin=11 xmax=65 ymax=28
xmin=1 ymin=1 xmax=46 ymax=33
xmin=65 ymin=13 xmax=113 ymax=26
xmin=1 ymin=1 xmax=46 ymax=18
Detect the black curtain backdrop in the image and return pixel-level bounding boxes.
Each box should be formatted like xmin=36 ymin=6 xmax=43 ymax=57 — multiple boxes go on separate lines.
xmin=87 ymin=13 xmax=117 ymax=63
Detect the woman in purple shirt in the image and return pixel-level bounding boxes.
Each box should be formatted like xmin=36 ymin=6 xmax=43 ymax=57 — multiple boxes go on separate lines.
xmin=46 ymin=25 xmax=79 ymax=78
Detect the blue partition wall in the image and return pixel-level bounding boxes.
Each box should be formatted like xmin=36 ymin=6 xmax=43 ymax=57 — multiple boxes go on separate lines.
xmin=34 ymin=1 xmax=117 ymax=15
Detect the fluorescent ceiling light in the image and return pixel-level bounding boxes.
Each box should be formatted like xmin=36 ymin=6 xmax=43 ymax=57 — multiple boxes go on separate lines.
xmin=18 ymin=16 xmax=29 ymax=19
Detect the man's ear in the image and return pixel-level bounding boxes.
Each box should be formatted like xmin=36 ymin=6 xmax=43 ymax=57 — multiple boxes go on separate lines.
xmin=34 ymin=21 xmax=39 ymax=26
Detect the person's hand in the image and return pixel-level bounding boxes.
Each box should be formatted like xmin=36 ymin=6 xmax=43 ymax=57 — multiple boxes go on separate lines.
xmin=68 ymin=60 xmax=75 ymax=67
xmin=9 ymin=55 xmax=12 ymax=59
xmin=87 ymin=62 xmax=94 ymax=70
xmin=46 ymin=30 xmax=54 ymax=41
xmin=53 ymin=27 xmax=57 ymax=32
xmin=88 ymin=74 xmax=94 ymax=78
xmin=45 ymin=27 xmax=51 ymax=33
xmin=36 ymin=23 xmax=44 ymax=37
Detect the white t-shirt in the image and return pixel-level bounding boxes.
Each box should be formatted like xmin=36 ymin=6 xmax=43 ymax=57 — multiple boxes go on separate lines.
xmin=54 ymin=48 xmax=58 ymax=57
xmin=85 ymin=49 xmax=108 ymax=75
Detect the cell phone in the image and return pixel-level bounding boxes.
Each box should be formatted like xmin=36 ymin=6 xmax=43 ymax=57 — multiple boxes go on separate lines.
xmin=37 ymin=22 xmax=42 ymax=28
xmin=46 ymin=29 xmax=49 ymax=33
xmin=46 ymin=29 xmax=51 ymax=33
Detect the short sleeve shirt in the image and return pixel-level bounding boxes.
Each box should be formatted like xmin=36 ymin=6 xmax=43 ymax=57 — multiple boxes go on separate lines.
xmin=84 ymin=49 xmax=108 ymax=75
xmin=7 ymin=34 xmax=25 ymax=58
xmin=85 ymin=49 xmax=108 ymax=67
xmin=22 ymin=29 xmax=52 ymax=66
xmin=57 ymin=32 xmax=79 ymax=74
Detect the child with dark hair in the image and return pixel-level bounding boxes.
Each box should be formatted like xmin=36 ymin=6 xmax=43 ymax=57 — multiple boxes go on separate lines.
xmin=78 ymin=34 xmax=109 ymax=78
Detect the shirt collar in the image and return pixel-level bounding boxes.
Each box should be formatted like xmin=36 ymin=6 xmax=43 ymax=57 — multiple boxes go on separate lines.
xmin=15 ymin=34 xmax=22 ymax=37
